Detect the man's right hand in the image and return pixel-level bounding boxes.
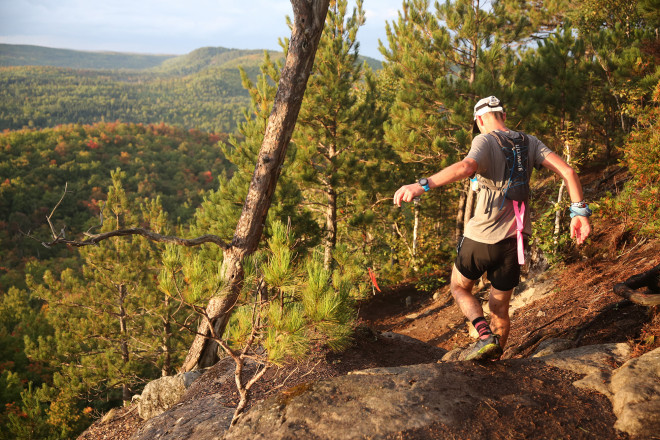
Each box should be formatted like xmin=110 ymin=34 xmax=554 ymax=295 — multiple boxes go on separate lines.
xmin=393 ymin=184 xmax=424 ymax=207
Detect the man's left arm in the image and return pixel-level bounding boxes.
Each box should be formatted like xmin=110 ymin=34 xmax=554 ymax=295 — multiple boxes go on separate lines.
xmin=541 ymin=152 xmax=591 ymax=245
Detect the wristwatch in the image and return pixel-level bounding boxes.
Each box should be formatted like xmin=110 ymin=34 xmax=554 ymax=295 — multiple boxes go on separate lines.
xmin=418 ymin=178 xmax=430 ymax=192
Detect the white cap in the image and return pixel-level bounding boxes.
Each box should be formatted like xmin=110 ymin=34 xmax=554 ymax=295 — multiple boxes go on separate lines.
xmin=473 ymin=96 xmax=504 ymax=120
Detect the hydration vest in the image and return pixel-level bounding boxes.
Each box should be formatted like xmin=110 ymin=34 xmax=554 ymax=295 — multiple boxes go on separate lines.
xmin=480 ymin=130 xmax=531 ymax=265
xmin=489 ymin=131 xmax=530 ymax=204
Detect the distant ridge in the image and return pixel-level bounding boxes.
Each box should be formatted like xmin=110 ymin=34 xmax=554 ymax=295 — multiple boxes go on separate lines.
xmin=0 ymin=43 xmax=382 ymax=72
xmin=0 ymin=44 xmax=176 ymax=70
xmin=157 ymin=47 xmax=283 ymax=75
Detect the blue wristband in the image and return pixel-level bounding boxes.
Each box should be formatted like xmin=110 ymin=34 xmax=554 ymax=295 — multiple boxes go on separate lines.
xmin=569 ymin=204 xmax=592 ymax=218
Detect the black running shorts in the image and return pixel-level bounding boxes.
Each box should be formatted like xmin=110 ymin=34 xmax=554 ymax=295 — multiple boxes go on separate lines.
xmin=455 ymin=236 xmax=521 ymax=291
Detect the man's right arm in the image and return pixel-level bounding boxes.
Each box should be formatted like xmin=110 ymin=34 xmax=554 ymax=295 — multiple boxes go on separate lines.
xmin=393 ymin=158 xmax=478 ymax=207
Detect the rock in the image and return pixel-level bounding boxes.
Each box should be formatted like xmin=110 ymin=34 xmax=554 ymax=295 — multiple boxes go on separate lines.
xmin=224 ymin=358 xmax=620 ymax=440
xmin=100 ymin=407 xmax=119 ymax=424
xmin=536 ymin=343 xmax=631 ymax=376
xmin=137 ymin=370 xmax=205 ymax=421
xmin=179 ymin=357 xmax=239 ymax=403
xmin=538 ymin=344 xmax=660 ymax=438
xmin=379 ymin=331 xmax=425 ymax=345
xmin=405 ymin=296 xmax=412 ymax=307
xmin=467 ymin=321 xmax=478 ymax=339
xmin=379 ymin=332 xmax=447 ymax=359
xmin=131 ymin=395 xmax=233 ymax=440
xmin=573 ymin=369 xmax=613 ymax=398
xmin=225 ymin=362 xmax=484 ymax=439
xmin=610 ymin=348 xmax=660 ymax=438
xmin=509 ymin=273 xmax=557 ymax=314
xmin=531 ymin=338 xmax=575 ymax=357
xmin=439 ymin=347 xmax=463 ymax=362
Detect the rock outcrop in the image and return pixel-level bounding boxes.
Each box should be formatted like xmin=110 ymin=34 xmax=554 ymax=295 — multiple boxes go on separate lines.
xmin=225 ymin=343 xmax=633 ymax=440
xmin=131 ymin=395 xmax=233 ymax=440
xmin=122 ymin=341 xmax=658 ymax=440
xmin=570 ymin=347 xmax=660 ymax=439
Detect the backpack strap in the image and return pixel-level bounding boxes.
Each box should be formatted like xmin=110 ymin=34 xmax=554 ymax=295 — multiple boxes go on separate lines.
xmin=513 ymin=200 xmax=525 ymax=265
xmin=489 ymin=130 xmax=528 ymax=149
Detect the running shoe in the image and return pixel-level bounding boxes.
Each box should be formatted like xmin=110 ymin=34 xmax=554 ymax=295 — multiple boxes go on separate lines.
xmin=464 ymin=334 xmax=503 ymax=361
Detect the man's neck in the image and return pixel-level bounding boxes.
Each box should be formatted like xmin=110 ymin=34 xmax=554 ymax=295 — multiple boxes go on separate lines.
xmin=485 ymin=123 xmax=508 ymax=134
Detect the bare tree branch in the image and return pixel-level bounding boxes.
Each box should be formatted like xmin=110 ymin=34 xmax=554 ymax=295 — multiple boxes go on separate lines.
xmin=46 ymin=182 xmax=70 ymax=240
xmin=41 ymin=228 xmax=231 ymax=250
xmin=35 ymin=183 xmax=232 ymax=250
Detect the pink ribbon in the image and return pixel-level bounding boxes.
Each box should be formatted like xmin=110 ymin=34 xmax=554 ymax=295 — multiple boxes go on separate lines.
xmin=513 ymin=201 xmax=525 ymax=265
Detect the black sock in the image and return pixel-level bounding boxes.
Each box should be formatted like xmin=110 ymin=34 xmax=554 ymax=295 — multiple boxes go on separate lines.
xmin=472 ymin=317 xmax=492 ymax=340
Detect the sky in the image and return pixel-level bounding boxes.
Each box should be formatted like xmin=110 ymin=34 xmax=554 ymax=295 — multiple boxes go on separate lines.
xmin=0 ymin=0 xmax=403 ymax=60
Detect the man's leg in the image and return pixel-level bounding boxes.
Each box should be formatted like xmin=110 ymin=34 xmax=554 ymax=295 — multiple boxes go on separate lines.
xmin=452 ymin=264 xmax=503 ymax=361
xmin=450 ymin=264 xmax=481 ymax=321
xmin=488 ymin=286 xmax=513 ymax=348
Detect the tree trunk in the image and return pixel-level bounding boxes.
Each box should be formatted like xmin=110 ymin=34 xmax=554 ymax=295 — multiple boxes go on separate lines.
xmin=161 ymin=295 xmax=172 ymax=377
xmin=323 ymin=186 xmax=337 ymax=270
xmin=613 ymin=264 xmax=660 ymax=306
xmin=455 ymin=180 xmax=469 ymax=244
xmin=118 ymin=284 xmax=131 ymax=402
xmin=180 ymin=0 xmax=331 ymax=372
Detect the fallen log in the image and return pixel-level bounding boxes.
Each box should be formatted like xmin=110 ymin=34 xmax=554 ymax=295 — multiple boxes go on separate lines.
xmin=613 ymin=264 xmax=660 ymax=306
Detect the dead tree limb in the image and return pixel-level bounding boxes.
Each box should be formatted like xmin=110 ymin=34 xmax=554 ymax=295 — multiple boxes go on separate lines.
xmin=41 ymin=229 xmax=231 ymax=250
xmin=35 ymin=186 xmax=231 ymax=251
xmin=613 ymin=263 xmax=660 ymax=306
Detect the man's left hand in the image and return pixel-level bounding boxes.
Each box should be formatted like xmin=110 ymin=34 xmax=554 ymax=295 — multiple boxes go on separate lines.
xmin=570 ymin=216 xmax=591 ymax=245
xmin=393 ymin=184 xmax=424 ymax=207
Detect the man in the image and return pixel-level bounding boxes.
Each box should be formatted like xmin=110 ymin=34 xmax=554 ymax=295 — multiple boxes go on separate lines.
xmin=393 ymin=96 xmax=592 ymax=361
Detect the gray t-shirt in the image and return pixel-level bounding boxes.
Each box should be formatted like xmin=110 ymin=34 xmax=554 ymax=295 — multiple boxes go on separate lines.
xmin=464 ymin=130 xmax=553 ymax=244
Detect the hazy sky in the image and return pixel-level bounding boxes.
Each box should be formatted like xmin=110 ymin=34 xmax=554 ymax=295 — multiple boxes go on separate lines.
xmin=0 ymin=0 xmax=402 ymax=60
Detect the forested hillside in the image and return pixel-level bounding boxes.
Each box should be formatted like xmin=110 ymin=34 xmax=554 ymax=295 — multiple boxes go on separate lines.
xmin=0 ymin=123 xmax=231 ymax=289
xmin=0 ymin=65 xmax=252 ymax=133
xmin=0 ymin=45 xmax=273 ymax=133
xmin=0 ymin=0 xmax=658 ymax=439
xmin=0 ymin=45 xmax=379 ymax=133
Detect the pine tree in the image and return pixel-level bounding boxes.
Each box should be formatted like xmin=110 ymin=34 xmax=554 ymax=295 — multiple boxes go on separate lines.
xmin=292 ymin=0 xmax=382 ymax=270
xmin=0 ymin=287 xmax=52 ymax=439
xmin=161 ymin=221 xmax=355 ymax=423
xmin=567 ymin=0 xmax=660 ymax=156
xmin=25 ymin=170 xmax=188 ymax=433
